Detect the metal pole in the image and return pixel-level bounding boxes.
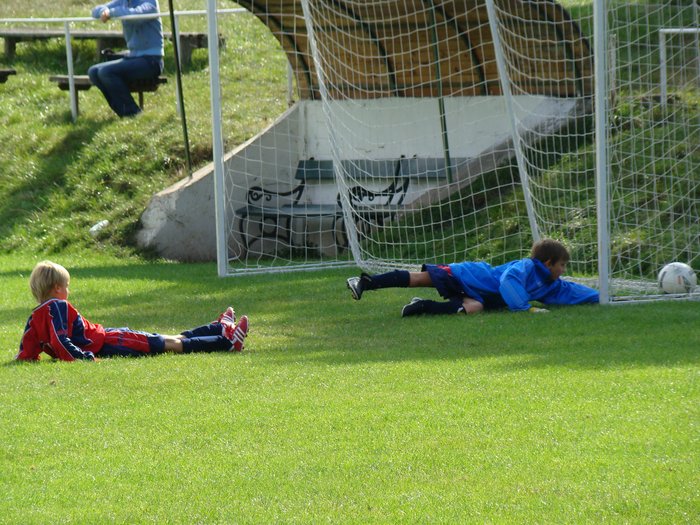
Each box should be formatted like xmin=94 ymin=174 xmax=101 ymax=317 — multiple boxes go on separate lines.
xmin=427 ymin=0 xmax=453 ymax=183
xmin=167 ymin=0 xmax=192 ymax=176
xmin=485 ymin=0 xmax=540 ymax=242
xmin=173 ymin=13 xmax=183 ymax=117
xmin=63 ymin=21 xmax=78 ymax=122
xmin=695 ymin=1 xmax=700 ymax=86
xmin=206 ymin=0 xmax=228 ymax=277
xmin=659 ymin=30 xmax=667 ymax=107
xmin=594 ymin=0 xmax=610 ymax=304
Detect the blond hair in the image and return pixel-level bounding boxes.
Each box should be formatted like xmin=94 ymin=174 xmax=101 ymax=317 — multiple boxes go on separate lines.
xmin=29 ymin=261 xmax=70 ymax=303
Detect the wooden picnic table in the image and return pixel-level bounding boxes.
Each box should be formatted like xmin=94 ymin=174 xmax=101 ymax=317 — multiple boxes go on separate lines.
xmin=0 ymin=27 xmax=222 ymax=65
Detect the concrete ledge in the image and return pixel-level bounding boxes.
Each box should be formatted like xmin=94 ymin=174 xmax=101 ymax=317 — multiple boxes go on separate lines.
xmin=136 ymin=162 xmax=216 ymax=262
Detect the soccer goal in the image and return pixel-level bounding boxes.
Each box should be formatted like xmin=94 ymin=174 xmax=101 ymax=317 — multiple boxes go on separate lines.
xmin=208 ymin=1 xmax=699 ymax=303
xmin=480 ymin=0 xmax=699 ymax=302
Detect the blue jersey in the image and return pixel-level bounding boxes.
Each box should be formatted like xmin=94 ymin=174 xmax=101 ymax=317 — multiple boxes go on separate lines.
xmin=449 ymin=258 xmax=599 ymax=311
xmin=92 ymin=1 xmax=164 ymax=57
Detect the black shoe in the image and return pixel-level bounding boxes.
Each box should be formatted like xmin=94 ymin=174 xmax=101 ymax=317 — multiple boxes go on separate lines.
xmin=346 ymin=272 xmax=373 ymax=300
xmin=401 ymin=297 xmax=425 ymax=317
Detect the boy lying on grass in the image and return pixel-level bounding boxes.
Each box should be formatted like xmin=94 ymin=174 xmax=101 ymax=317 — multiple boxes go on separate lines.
xmin=346 ymin=239 xmax=599 ymax=316
xmin=16 ymin=261 xmax=249 ymax=362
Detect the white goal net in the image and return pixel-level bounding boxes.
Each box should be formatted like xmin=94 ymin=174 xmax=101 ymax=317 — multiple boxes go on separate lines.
xmin=214 ymin=1 xmax=699 ymax=303
xmin=480 ymin=0 xmax=699 ymax=301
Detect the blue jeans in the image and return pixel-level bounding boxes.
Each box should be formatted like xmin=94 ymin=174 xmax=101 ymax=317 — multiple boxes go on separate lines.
xmin=88 ymin=55 xmax=163 ymax=117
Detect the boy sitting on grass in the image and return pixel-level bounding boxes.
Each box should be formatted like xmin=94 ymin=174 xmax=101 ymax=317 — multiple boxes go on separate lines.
xmin=346 ymin=239 xmax=599 ymax=316
xmin=16 ymin=261 xmax=249 ymax=362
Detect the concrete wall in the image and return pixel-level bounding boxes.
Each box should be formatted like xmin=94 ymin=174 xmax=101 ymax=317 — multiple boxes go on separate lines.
xmin=136 ymin=162 xmax=217 ymax=262
xmin=136 ymin=104 xmax=302 ymax=262
xmin=136 ymin=97 xmax=581 ymax=262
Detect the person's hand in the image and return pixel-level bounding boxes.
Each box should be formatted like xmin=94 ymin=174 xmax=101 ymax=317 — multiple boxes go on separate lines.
xmin=528 ymin=306 xmax=549 ymax=313
xmin=100 ymin=8 xmax=111 ymax=23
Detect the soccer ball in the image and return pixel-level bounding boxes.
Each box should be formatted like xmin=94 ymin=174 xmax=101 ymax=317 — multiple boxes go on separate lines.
xmin=658 ymin=262 xmax=697 ymax=294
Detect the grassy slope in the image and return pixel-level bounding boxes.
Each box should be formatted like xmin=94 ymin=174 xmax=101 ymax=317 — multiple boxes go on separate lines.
xmin=0 ymin=0 xmax=288 ymax=256
xmin=1 ymin=252 xmax=698 ymax=523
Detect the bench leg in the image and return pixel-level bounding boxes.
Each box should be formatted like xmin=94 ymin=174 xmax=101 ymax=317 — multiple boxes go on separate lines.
xmin=4 ymin=38 xmax=17 ymax=60
xmin=72 ymin=90 xmax=80 ymax=120
xmin=138 ymin=91 xmax=144 ymax=109
xmin=178 ymin=41 xmax=194 ymax=67
xmin=96 ymin=38 xmax=109 ymax=60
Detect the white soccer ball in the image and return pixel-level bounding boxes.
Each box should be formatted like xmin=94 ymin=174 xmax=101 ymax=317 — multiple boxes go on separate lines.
xmin=658 ymin=262 xmax=697 ymax=294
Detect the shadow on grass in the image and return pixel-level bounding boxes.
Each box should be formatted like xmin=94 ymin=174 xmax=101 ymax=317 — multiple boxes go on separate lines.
xmin=2 ymin=261 xmax=698 ymax=371
xmin=0 ymin=118 xmax=110 ymax=244
xmin=264 ymin=283 xmax=700 ymax=372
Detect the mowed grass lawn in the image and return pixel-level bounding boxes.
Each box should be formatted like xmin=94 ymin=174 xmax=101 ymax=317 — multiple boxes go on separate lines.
xmin=0 ymin=253 xmax=698 ymax=523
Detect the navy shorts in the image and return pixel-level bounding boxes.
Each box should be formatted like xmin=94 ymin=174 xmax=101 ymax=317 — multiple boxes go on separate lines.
xmin=422 ymin=264 xmax=465 ymax=300
xmin=422 ymin=264 xmax=507 ymax=310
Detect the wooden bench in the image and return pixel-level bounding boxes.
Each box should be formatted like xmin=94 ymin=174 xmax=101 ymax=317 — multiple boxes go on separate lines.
xmin=49 ymin=74 xmax=167 ymax=115
xmin=236 ymin=203 xmax=345 ymax=252
xmin=0 ymin=28 xmax=222 ymax=65
xmin=235 ymin=158 xmax=462 ymax=254
xmin=0 ymin=68 xmax=16 ymax=83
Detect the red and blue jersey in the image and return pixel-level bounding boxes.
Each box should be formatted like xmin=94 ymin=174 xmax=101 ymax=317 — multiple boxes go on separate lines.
xmin=17 ymin=299 xmax=105 ymax=361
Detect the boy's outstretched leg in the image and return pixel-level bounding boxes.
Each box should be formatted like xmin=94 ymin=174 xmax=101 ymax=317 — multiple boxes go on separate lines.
xmin=217 ymin=306 xmax=236 ymax=325
xmin=176 ymin=307 xmax=249 ymax=353
xmin=180 ymin=306 xmax=236 ymax=338
xmin=347 ymin=270 xmax=411 ymax=300
xmin=401 ymin=297 xmax=471 ymax=317
xmin=401 ymin=297 xmax=465 ymax=317
xmin=179 ymin=335 xmax=231 ymax=353
xmin=223 ymin=315 xmax=249 ymax=352
xmin=178 ymin=314 xmax=249 ymax=353
xmin=346 ymin=272 xmax=375 ymax=300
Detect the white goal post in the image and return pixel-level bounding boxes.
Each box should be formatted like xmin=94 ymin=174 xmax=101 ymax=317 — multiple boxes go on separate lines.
xmin=207 ymin=1 xmax=699 ymax=303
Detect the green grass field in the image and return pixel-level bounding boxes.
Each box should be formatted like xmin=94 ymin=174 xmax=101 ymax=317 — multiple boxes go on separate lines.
xmin=1 ymin=1 xmax=699 ymax=522
xmin=1 ymin=252 xmax=698 ymax=523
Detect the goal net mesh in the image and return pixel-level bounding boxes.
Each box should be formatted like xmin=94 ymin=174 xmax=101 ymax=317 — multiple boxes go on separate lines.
xmin=222 ymin=1 xmax=699 ymax=302
xmin=480 ymin=0 xmax=699 ymax=300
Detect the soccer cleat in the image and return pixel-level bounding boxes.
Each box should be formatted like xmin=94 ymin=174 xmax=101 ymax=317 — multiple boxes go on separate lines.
xmin=346 ymin=277 xmax=361 ymax=299
xmin=346 ymin=272 xmax=373 ymax=300
xmin=401 ymin=297 xmax=425 ymax=317
xmin=217 ymin=306 xmax=236 ymax=325
xmin=226 ymin=315 xmax=249 ymax=352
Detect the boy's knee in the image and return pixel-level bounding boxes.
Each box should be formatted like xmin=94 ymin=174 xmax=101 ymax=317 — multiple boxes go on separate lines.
xmin=409 ymin=271 xmax=433 ymax=287
xmin=462 ymin=299 xmax=483 ymax=314
xmin=87 ymin=66 xmax=99 ymax=83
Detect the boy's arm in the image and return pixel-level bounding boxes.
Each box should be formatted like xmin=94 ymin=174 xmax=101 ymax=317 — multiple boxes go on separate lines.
xmin=498 ymin=260 xmax=535 ymax=311
xmin=49 ymin=333 xmax=97 ymax=361
xmin=91 ymin=1 xmax=122 ymax=19
xmin=16 ymin=322 xmax=43 ymax=361
xmin=541 ymin=280 xmax=600 ymax=306
xmin=100 ymin=0 xmax=159 ymax=19
xmin=47 ymin=307 xmax=96 ymax=361
xmin=16 ymin=305 xmax=95 ymax=362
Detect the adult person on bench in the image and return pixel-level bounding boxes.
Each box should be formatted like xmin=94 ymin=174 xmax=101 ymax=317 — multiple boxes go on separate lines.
xmin=88 ymin=1 xmax=164 ymax=117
